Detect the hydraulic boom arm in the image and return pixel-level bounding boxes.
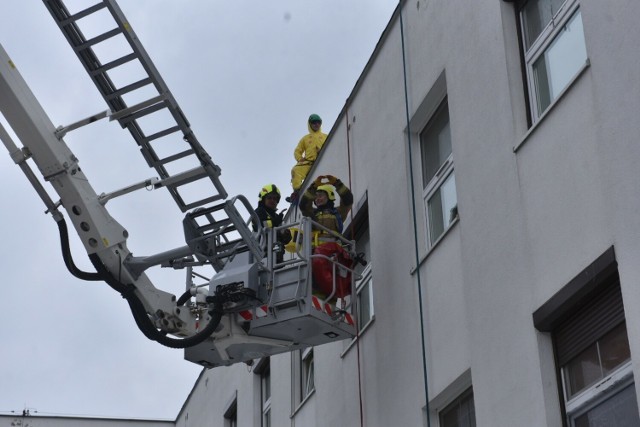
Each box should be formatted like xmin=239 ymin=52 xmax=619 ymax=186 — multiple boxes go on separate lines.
xmin=0 ymin=0 xmax=357 ymax=368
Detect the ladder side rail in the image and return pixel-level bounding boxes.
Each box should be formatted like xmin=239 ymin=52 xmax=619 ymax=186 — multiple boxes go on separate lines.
xmin=43 ymin=1 xmax=124 ymax=109
xmin=223 ymin=195 xmax=265 ymax=264
xmin=44 ymin=0 xmax=228 ymax=211
xmin=101 ymin=0 xmax=228 ymax=204
xmin=60 ymin=2 xmax=106 ymax=25
xmin=101 ymin=0 xmax=211 ymax=167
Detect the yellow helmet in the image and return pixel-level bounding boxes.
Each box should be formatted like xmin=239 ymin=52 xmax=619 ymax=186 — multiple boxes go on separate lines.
xmin=316 ymin=184 xmax=336 ymax=201
xmin=259 ymin=184 xmax=281 ymax=201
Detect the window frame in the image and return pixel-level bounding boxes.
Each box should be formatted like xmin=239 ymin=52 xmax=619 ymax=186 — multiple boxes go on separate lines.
xmin=519 ymin=0 xmax=587 ymax=121
xmin=341 ymin=199 xmax=374 ymax=355
xmin=300 ymin=347 xmax=315 ymax=401
xmin=254 ymin=358 xmax=271 ymax=427
xmin=562 ymin=359 xmax=634 ymax=424
xmin=419 ymin=97 xmax=458 ymax=248
xmin=533 ymin=248 xmax=638 ymax=427
xmin=557 ymin=312 xmax=635 ymax=425
xmin=438 ymin=387 xmax=476 ymax=427
xmin=356 ymin=264 xmax=374 ymax=331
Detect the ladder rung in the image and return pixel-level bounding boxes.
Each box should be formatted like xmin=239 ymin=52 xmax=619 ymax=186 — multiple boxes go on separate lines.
xmin=182 ymin=195 xmax=225 ymax=211
xmin=145 ymin=125 xmax=181 ymax=142
xmin=75 ymin=27 xmax=122 ymax=51
xmin=60 ymin=3 xmax=106 ymax=26
xmin=109 ymin=94 xmax=168 ymax=122
xmin=117 ymin=99 xmax=165 ymax=123
xmin=157 ymin=149 xmax=195 ymax=166
xmin=45 ymin=0 xmax=231 ymax=217
xmin=188 ymin=203 xmax=228 ymax=217
xmin=91 ymin=52 xmax=138 ymax=75
xmin=105 ymin=77 xmax=153 ymax=100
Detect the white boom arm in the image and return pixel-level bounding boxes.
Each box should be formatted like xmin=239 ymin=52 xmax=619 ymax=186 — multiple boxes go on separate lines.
xmin=0 ymin=43 xmax=200 ymax=337
xmin=0 ymin=0 xmax=358 ymax=368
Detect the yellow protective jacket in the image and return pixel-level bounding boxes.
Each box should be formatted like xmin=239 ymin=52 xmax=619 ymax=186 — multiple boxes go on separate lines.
xmin=293 ymin=121 xmax=327 ymax=163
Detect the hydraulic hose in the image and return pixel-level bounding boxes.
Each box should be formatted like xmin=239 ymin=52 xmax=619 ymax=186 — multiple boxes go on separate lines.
xmin=177 ymin=289 xmax=192 ymax=307
xmin=88 ymin=252 xmax=224 ymax=349
xmin=56 ymin=216 xmax=223 ymax=349
xmin=56 ymin=218 xmax=102 ymax=281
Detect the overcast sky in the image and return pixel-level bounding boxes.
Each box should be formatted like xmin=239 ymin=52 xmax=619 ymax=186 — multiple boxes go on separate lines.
xmin=0 ymin=0 xmax=397 ymax=420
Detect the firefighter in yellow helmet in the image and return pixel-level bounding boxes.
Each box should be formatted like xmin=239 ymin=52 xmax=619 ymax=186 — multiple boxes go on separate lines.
xmin=287 ymin=114 xmax=327 ymax=202
xmin=299 ymin=175 xmax=352 ymax=238
xmin=299 ymin=175 xmax=354 ymax=300
xmin=254 ymin=184 xmax=291 ymax=263
xmin=255 ymin=184 xmax=284 ymax=229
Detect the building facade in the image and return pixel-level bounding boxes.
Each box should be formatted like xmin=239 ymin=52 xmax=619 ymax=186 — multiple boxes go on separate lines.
xmin=6 ymin=0 xmax=638 ymax=426
xmin=174 ymin=0 xmax=640 ymax=426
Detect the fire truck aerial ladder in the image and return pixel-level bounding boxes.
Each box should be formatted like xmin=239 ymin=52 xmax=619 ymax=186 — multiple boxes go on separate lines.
xmin=0 ymin=0 xmax=358 ymax=368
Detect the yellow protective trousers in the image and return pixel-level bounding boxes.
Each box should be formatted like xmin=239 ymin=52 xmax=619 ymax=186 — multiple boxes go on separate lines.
xmin=291 ymin=161 xmax=312 ymax=191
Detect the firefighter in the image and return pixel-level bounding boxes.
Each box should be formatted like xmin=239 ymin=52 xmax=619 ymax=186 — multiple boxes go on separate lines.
xmin=254 ymin=184 xmax=291 ymax=263
xmin=287 ymin=114 xmax=327 ymax=202
xmin=299 ymin=175 xmax=354 ymax=300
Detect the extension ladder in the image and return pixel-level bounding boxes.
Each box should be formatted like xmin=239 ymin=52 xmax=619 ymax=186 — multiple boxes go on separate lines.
xmin=43 ymin=0 xmax=263 ymax=269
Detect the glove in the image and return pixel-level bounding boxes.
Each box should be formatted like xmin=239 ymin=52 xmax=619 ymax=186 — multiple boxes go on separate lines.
xmin=326 ymin=175 xmax=337 ymax=185
xmin=313 ymin=175 xmax=325 ymax=186
xmin=278 ymin=229 xmax=292 ymax=244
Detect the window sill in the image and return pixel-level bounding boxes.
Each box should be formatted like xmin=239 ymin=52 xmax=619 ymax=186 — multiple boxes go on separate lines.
xmin=411 ymin=216 xmax=459 ymax=274
xmin=290 ymin=388 xmax=316 ymax=418
xmin=340 ymin=315 xmax=375 ymax=357
xmin=514 ymin=59 xmax=590 ymax=153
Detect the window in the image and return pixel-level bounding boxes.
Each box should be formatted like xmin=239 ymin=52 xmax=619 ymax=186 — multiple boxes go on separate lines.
xmin=420 ymin=98 xmax=457 ymax=246
xmin=357 ymin=269 xmax=373 ymax=328
xmin=554 ymin=282 xmax=638 ymax=426
xmin=351 ymin=205 xmax=374 ymax=331
xmin=291 ymin=347 xmax=315 ymax=411
xmin=439 ymin=388 xmax=476 ymax=427
xmin=533 ymin=249 xmax=639 ymax=427
xmin=301 ymin=347 xmax=315 ymax=400
xmin=520 ymin=0 xmax=587 ymax=120
xmin=255 ymin=358 xmax=271 ymax=427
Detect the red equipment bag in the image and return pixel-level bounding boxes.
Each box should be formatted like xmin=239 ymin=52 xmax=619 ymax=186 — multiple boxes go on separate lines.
xmin=312 ymin=242 xmax=353 ymax=298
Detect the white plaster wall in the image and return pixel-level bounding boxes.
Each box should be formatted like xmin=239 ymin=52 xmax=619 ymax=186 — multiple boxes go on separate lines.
xmin=579 ymin=0 xmax=640 ymax=410
xmin=284 ymin=12 xmax=428 ymax=424
xmin=174 ymin=1 xmax=640 ymax=426
xmin=402 ymin=0 xmax=563 ymax=425
xmin=175 ymin=365 xmax=250 ymax=426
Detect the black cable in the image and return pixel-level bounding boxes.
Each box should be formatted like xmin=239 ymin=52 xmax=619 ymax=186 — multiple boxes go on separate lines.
xmin=56 ymin=218 xmax=102 ymax=281
xmin=177 ymin=290 xmax=192 ymax=307
xmin=56 ymin=215 xmax=223 ymax=349
xmin=88 ymin=253 xmax=224 ymax=349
